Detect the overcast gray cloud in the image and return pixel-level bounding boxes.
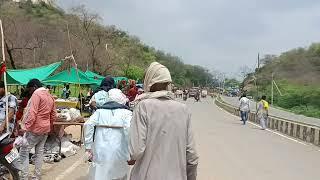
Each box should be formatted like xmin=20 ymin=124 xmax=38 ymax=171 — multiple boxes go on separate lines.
xmin=57 ymin=0 xmax=320 ymax=77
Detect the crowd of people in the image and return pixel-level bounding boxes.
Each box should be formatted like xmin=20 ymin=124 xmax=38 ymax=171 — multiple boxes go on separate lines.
xmin=0 ymin=62 xmax=199 ymax=180
xmin=84 ymin=62 xmax=199 ymax=180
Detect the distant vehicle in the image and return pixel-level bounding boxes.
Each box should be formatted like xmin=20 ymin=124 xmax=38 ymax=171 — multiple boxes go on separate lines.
xmin=201 ymin=90 xmax=208 ymax=98
xmin=183 ymin=93 xmax=188 ymax=101
xmin=195 ymin=94 xmax=200 ymax=102
xmin=189 ymin=87 xmax=199 ymax=98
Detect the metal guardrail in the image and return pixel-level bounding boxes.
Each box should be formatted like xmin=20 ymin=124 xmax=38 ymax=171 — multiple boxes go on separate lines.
xmin=215 ymin=97 xmax=320 ymax=147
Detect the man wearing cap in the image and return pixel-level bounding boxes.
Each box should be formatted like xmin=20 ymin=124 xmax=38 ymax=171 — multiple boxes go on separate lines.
xmin=19 ymin=79 xmax=56 ymax=180
xmin=0 ymin=81 xmax=18 ymax=134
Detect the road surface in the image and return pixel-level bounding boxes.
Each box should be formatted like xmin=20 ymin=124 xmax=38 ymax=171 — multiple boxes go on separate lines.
xmin=40 ymin=98 xmax=320 ymax=180
xmin=222 ymin=96 xmax=320 ymax=127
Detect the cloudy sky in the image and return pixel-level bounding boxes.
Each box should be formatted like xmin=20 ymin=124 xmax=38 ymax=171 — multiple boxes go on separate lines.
xmin=57 ymin=0 xmax=320 ymax=77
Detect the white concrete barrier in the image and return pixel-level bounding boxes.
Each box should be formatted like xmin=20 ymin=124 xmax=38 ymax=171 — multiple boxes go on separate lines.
xmin=215 ymin=97 xmax=320 ymax=147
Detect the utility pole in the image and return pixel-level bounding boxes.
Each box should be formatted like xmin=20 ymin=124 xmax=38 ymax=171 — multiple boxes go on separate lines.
xmin=271 ymin=72 xmax=274 ymax=105
xmin=257 ymin=53 xmax=260 ymax=69
xmin=256 ymin=53 xmax=260 ymax=111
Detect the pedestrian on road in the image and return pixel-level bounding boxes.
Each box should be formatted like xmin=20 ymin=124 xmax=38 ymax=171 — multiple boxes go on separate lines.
xmin=84 ymin=88 xmax=132 ymax=180
xmin=257 ymin=95 xmax=269 ymax=130
xmin=239 ymin=93 xmax=250 ymax=125
xmin=20 ymin=79 xmax=56 ymax=180
xmin=129 ymin=62 xmax=199 ymax=180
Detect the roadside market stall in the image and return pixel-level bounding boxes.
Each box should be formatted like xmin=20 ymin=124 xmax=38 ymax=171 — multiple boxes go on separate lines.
xmin=42 ymin=67 xmax=98 ymax=156
xmin=43 ymin=67 xmax=99 ymax=108
xmin=6 ymin=61 xmax=62 ymax=85
xmin=85 ymin=70 xmax=105 ymax=81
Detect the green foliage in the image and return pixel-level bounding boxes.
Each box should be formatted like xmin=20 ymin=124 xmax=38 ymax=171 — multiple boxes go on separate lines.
xmin=125 ymin=65 xmax=144 ymax=80
xmin=225 ymin=78 xmax=240 ymax=89
xmin=0 ymin=1 xmax=214 ymax=88
xmin=243 ymin=43 xmax=320 ymax=119
xmin=20 ymin=0 xmax=64 ymax=21
xmin=249 ymin=80 xmax=320 ymax=118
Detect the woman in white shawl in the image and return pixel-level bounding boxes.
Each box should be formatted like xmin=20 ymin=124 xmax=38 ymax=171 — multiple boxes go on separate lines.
xmin=129 ymin=62 xmax=199 ymax=180
xmin=84 ymin=88 xmax=132 ymax=180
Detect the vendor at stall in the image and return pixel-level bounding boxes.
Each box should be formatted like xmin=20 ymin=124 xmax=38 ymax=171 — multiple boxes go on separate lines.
xmin=62 ymin=84 xmax=71 ymax=99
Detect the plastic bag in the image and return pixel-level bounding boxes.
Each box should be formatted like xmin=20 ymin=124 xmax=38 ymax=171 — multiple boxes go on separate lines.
xmin=14 ymin=134 xmax=29 ymax=148
xmin=69 ymin=108 xmax=81 ymax=121
xmin=60 ymin=109 xmax=71 ymax=121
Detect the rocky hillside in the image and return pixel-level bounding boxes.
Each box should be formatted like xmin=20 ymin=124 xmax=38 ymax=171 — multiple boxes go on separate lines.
xmin=243 ymin=44 xmax=320 ymax=118
xmin=0 ymin=0 xmax=213 ymax=86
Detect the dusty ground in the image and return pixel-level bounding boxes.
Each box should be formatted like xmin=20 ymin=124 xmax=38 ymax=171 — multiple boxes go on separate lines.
xmin=36 ymin=98 xmax=320 ymax=180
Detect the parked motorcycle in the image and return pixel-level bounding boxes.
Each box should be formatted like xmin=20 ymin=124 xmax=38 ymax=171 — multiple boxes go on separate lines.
xmin=0 ymin=134 xmax=20 ymax=180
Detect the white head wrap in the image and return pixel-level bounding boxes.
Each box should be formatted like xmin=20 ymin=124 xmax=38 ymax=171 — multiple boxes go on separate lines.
xmin=132 ymin=62 xmax=174 ymax=105
xmin=108 ymin=88 xmax=128 ymax=105
xmin=143 ymin=62 xmax=172 ymax=93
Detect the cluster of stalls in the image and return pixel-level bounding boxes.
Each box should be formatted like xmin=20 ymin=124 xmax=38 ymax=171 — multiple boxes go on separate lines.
xmin=6 ymin=61 xmax=129 ymax=163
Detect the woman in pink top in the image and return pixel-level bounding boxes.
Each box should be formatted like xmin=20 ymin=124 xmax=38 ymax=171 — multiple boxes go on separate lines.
xmin=19 ymin=79 xmax=56 ymax=180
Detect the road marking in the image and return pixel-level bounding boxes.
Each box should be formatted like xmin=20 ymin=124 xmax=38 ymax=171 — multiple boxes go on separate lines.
xmin=247 ymin=121 xmax=308 ymax=146
xmin=55 ymin=157 xmax=84 ymax=180
xmin=216 ymin=104 xmax=313 ymax=147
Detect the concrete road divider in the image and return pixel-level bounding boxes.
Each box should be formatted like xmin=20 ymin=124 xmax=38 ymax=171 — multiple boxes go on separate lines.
xmin=215 ymin=97 xmax=320 ymax=147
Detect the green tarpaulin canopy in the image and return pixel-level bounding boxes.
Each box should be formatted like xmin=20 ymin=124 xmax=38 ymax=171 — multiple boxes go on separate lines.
xmin=6 ymin=61 xmax=62 ymax=85
xmin=113 ymin=77 xmax=129 ymax=84
xmin=114 ymin=77 xmax=129 ymax=85
xmin=84 ymin=70 xmax=105 ymax=80
xmin=43 ymin=68 xmax=99 ymax=85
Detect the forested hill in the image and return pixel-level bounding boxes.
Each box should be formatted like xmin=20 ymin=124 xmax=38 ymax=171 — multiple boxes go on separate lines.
xmin=0 ymin=0 xmax=213 ymax=87
xmin=243 ymin=44 xmax=320 ymax=118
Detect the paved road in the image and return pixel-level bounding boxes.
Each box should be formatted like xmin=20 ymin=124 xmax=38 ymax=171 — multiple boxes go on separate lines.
xmin=41 ymin=98 xmax=320 ymax=180
xmin=222 ymin=96 xmax=320 ymax=127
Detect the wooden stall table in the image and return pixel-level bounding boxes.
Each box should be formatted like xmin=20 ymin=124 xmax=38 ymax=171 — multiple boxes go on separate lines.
xmin=53 ymin=121 xmax=85 ymax=155
xmin=55 ymin=100 xmax=79 ymax=109
xmin=52 ymin=121 xmax=124 ymax=155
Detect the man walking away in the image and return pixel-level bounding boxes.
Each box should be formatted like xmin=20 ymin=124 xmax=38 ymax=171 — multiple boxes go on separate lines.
xmin=85 ymin=89 xmax=132 ymax=180
xmin=239 ymin=94 xmax=250 ymax=125
xmin=257 ymin=95 xmax=269 ymax=130
xmin=20 ymin=79 xmax=56 ymax=180
xmin=129 ymin=62 xmax=199 ymax=180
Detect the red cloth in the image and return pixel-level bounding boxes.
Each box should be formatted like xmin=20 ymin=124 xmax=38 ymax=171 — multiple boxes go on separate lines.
xmin=128 ymin=86 xmax=138 ymax=102
xmin=16 ymin=97 xmax=29 ymax=121
xmin=0 ymin=63 xmax=6 ymax=79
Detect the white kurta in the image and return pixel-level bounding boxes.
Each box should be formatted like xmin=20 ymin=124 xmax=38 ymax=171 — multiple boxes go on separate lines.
xmin=84 ymin=108 xmax=132 ymax=180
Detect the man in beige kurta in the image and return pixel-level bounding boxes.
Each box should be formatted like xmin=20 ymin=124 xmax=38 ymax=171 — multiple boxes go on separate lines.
xmin=129 ymin=62 xmax=199 ymax=180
